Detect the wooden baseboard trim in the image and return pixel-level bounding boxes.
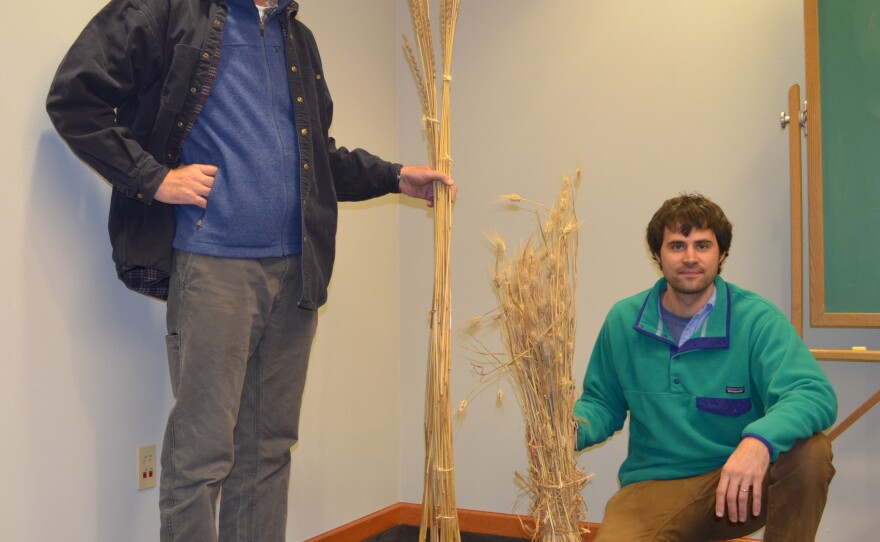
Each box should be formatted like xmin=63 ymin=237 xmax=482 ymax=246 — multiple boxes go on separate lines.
xmin=305 ymin=502 xmax=758 ymax=541
xmin=303 ymin=502 xmax=587 ymax=542
xmin=303 ymin=503 xmax=404 ymax=542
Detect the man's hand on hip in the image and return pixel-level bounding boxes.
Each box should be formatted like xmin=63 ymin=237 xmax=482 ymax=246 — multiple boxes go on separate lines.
xmin=155 ymin=163 xmax=218 ymax=208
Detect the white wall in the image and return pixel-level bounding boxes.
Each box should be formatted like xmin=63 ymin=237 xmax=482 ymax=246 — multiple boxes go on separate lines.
xmin=288 ymin=2 xmax=404 ymax=540
xmin=3 ymin=1 xmax=401 ymax=541
xmin=2 ymin=3 xmax=171 ymax=539
xmin=396 ymin=1 xmax=878 ymax=540
xmin=2 ymin=1 xmax=877 ymax=541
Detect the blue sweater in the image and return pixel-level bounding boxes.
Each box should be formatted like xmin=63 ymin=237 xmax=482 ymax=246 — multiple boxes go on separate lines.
xmin=175 ymin=0 xmax=302 ymax=257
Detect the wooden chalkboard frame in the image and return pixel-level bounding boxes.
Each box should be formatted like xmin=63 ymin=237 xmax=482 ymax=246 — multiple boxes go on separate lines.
xmin=788 ymin=82 xmax=879 ymax=362
xmin=804 ymin=0 xmax=880 ymax=328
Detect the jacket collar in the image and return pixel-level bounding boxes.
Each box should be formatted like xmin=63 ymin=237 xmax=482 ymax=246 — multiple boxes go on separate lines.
xmin=632 ymin=275 xmax=732 ymax=353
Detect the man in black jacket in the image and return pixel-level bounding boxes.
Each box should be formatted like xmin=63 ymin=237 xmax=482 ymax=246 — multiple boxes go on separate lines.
xmin=47 ymin=1 xmax=454 ymax=540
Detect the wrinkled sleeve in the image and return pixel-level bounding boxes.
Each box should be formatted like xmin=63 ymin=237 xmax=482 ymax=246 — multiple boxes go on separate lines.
xmin=574 ymin=318 xmax=629 ymax=451
xmin=311 ymin=66 xmax=401 ymax=201
xmin=741 ymin=311 xmax=837 ymax=461
xmin=46 ymin=1 xmax=168 ymax=203
xmin=328 ymin=137 xmax=402 ymax=202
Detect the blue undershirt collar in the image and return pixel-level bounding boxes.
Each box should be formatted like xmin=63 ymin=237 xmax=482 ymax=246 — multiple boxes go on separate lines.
xmin=659 ymin=287 xmax=717 ymax=346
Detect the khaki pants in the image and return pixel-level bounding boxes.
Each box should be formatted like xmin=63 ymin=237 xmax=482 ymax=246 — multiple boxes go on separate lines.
xmin=595 ymin=433 xmax=834 ymax=542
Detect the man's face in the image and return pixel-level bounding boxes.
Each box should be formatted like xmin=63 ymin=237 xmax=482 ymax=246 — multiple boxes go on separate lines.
xmin=657 ymin=226 xmax=724 ymax=297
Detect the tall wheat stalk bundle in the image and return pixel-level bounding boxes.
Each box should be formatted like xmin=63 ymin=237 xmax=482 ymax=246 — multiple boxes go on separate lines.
xmin=403 ymin=1 xmax=462 ymax=541
xmin=486 ymin=172 xmax=589 ymax=541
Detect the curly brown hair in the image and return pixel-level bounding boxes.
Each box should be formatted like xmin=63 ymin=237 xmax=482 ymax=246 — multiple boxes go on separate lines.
xmin=646 ymin=193 xmax=733 ymax=272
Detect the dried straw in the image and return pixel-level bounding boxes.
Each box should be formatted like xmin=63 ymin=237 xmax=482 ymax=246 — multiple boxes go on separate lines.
xmin=404 ymin=1 xmax=462 ymax=541
xmin=475 ymin=171 xmax=590 ymax=541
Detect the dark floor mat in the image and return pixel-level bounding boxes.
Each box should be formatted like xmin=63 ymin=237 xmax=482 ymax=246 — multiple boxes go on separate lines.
xmin=364 ymin=524 xmax=529 ymax=542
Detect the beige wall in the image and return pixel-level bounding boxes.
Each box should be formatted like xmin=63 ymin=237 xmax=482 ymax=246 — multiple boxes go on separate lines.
xmin=2 ymin=1 xmax=877 ymax=541
xmin=289 ymin=2 xmax=403 ymax=540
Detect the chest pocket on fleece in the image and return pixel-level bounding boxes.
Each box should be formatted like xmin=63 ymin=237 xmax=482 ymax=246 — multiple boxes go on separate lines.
xmin=696 ymin=397 xmax=752 ymax=417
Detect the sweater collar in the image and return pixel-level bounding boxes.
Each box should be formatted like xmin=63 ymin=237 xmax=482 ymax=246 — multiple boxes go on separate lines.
xmin=633 ymin=275 xmax=731 ymax=352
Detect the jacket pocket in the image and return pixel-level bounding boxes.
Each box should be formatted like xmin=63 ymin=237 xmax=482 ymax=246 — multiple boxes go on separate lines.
xmin=149 ymin=44 xmax=203 ymax=160
xmin=300 ymin=67 xmax=329 ymax=127
xmin=160 ymin=44 xmax=202 ymax=111
xmin=696 ymin=397 xmax=752 ymax=417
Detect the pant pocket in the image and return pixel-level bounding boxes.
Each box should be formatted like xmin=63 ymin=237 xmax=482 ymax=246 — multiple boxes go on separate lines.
xmin=165 ymin=332 xmax=181 ymax=398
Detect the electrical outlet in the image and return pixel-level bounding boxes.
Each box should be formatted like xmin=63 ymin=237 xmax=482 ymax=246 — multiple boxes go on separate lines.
xmin=137 ymin=444 xmax=157 ymax=490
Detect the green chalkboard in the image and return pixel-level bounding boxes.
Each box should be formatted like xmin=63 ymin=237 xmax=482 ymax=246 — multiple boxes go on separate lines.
xmin=806 ymin=0 xmax=880 ymax=327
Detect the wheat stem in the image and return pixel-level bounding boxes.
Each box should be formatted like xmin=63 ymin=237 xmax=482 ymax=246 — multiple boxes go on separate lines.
xmin=405 ymin=2 xmax=462 ymax=541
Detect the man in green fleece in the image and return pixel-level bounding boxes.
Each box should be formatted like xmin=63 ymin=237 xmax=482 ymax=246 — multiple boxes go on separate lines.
xmin=575 ymin=193 xmax=836 ymax=541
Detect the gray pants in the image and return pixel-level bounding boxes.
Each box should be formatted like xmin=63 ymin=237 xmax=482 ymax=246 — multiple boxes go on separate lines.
xmin=160 ymin=251 xmax=318 ymax=542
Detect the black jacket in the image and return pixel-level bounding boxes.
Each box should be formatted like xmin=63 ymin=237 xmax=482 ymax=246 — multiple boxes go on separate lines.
xmin=47 ymin=0 xmax=401 ymax=307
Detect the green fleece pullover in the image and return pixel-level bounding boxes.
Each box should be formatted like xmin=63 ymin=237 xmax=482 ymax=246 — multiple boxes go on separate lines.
xmin=575 ymin=276 xmax=837 ymax=487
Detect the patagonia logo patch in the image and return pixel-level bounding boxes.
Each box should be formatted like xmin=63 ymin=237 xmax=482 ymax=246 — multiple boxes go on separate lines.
xmin=726 ymin=386 xmax=745 ymax=394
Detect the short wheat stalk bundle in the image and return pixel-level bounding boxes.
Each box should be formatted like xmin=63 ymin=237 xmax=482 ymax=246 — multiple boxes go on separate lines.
xmin=404 ymin=1 xmax=462 ymax=541
xmin=490 ymin=172 xmax=589 ymax=541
